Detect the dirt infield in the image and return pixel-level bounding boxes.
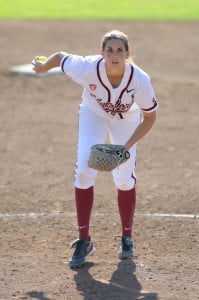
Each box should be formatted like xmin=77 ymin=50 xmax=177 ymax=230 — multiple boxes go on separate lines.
xmin=0 ymin=20 xmax=199 ymax=300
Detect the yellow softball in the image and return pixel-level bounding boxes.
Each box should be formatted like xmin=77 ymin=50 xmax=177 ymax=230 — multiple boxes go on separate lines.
xmin=36 ymin=56 xmax=47 ymax=62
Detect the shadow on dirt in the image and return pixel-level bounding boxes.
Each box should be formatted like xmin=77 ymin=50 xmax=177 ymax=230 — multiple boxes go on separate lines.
xmin=73 ymin=260 xmax=158 ymax=300
xmin=25 ymin=291 xmax=51 ymax=300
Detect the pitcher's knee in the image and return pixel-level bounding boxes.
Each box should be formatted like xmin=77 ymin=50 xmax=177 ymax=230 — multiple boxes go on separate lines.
xmin=75 ymin=169 xmax=97 ymax=189
xmin=114 ymin=177 xmax=136 ymax=191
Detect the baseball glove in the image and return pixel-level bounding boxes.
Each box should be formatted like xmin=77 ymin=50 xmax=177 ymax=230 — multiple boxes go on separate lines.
xmin=88 ymin=144 xmax=130 ymax=171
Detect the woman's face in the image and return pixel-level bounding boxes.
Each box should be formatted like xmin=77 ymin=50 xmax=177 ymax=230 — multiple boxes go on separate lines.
xmin=101 ymin=38 xmax=129 ymax=72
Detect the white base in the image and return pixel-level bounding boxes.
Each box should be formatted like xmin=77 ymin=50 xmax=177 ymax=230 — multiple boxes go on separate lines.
xmin=10 ymin=63 xmax=62 ymax=77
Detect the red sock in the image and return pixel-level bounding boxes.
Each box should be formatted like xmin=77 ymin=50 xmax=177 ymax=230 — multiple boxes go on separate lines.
xmin=117 ymin=188 xmax=136 ymax=238
xmin=75 ymin=186 xmax=94 ymax=240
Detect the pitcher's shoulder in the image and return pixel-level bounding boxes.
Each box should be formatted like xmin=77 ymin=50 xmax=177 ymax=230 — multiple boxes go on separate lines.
xmin=132 ymin=63 xmax=151 ymax=80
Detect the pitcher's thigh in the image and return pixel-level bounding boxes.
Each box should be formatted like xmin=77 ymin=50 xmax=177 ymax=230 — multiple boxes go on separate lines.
xmin=75 ymin=106 xmax=108 ymax=188
xmin=112 ymin=143 xmax=137 ymax=190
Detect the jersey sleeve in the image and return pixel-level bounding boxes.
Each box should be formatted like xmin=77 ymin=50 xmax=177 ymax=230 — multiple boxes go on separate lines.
xmin=60 ymin=54 xmax=100 ymax=86
xmin=134 ymin=69 xmax=158 ymax=113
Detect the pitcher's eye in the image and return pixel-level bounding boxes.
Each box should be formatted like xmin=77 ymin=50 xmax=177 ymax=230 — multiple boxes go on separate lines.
xmin=107 ymin=48 xmax=124 ymax=53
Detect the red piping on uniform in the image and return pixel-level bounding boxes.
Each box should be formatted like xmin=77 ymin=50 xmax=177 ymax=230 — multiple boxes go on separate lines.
xmin=142 ymin=98 xmax=158 ymax=112
xmin=61 ymin=55 xmax=71 ymax=73
xmin=118 ymin=65 xmax=134 ymax=100
xmin=116 ymin=65 xmax=134 ymax=103
xmin=97 ymin=58 xmax=111 ymax=102
xmin=116 ymin=65 xmax=134 ymax=119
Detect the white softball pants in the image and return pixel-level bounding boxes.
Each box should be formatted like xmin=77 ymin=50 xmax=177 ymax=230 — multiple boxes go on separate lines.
xmin=75 ymin=105 xmax=141 ymax=190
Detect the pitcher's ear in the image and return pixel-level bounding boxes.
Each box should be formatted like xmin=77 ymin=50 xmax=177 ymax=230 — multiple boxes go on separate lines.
xmin=126 ymin=49 xmax=131 ymax=59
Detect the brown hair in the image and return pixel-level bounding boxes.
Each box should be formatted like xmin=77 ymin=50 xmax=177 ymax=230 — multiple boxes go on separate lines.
xmin=101 ymin=30 xmax=130 ymax=52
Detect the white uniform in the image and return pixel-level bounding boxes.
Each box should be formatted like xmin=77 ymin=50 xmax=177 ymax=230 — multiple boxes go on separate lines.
xmin=61 ymin=54 xmax=158 ymax=190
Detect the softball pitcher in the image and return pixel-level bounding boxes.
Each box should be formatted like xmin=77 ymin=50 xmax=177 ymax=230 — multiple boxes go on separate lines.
xmin=32 ymin=30 xmax=158 ymax=268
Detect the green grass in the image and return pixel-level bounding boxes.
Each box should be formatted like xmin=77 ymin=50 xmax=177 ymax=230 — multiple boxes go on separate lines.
xmin=0 ymin=0 xmax=199 ymax=20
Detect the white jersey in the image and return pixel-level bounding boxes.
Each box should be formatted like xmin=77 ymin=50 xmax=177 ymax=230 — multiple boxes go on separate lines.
xmin=61 ymin=54 xmax=158 ymax=120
